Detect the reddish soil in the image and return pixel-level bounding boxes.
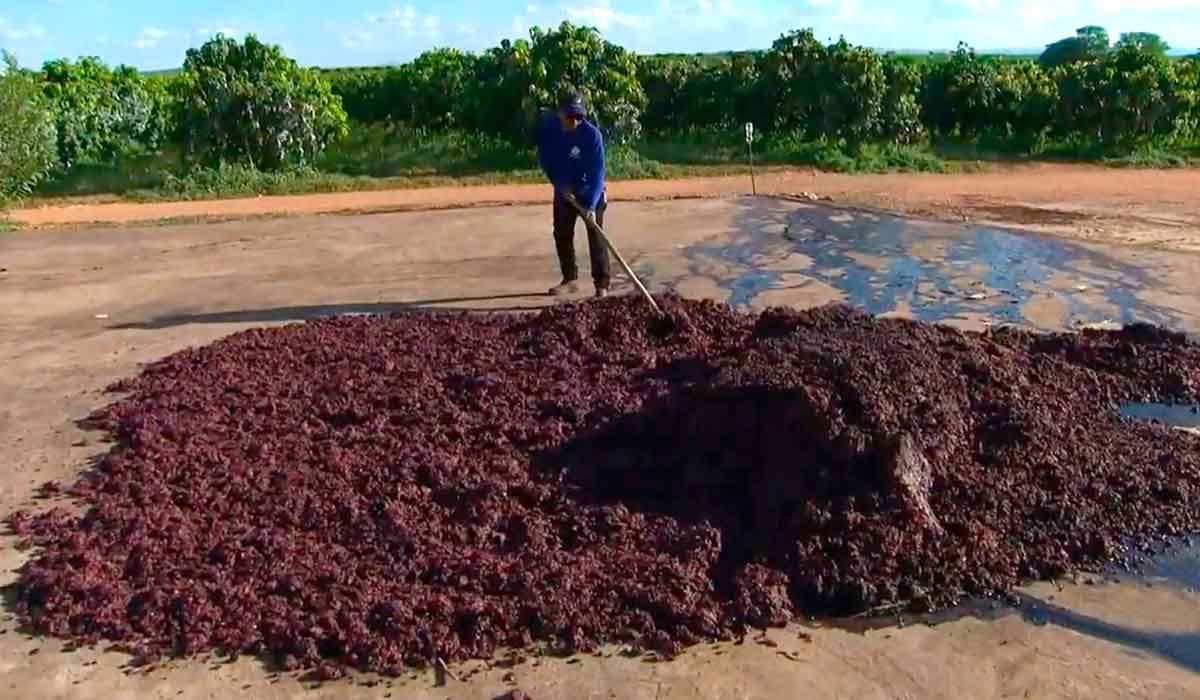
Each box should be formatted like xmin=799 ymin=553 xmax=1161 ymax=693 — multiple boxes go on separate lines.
xmin=9 ymin=296 xmax=1200 ymax=677
xmin=10 ymin=164 xmax=1200 ymax=252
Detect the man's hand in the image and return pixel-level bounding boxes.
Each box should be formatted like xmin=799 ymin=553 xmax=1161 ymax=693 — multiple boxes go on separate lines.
xmin=583 ymin=209 xmax=597 ymax=228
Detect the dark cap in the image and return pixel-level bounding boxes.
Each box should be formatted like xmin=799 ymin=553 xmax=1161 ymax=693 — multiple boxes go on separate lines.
xmin=559 ymin=92 xmax=587 ymax=118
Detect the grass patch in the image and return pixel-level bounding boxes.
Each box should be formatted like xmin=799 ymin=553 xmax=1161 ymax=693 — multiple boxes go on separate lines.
xmin=25 ymin=122 xmax=1200 ymax=205
xmin=641 ymin=129 xmax=947 ymax=173
xmin=1 ymin=194 xmax=25 ymax=230
xmin=151 ymin=165 xmax=366 ymax=200
xmin=771 ymin=139 xmax=946 ymax=173
xmin=1101 ymin=147 xmax=1199 ymax=169
xmin=318 ymin=126 xmax=537 ymax=178
xmin=36 ymin=153 xmax=174 ymax=197
xmin=934 ymin=136 xmax=1200 ymax=168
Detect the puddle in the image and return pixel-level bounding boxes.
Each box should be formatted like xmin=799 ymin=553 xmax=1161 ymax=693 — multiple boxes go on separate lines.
xmin=674 ymin=201 xmax=1200 ymax=671
xmin=814 ymin=541 xmax=1200 ymax=674
xmin=688 ymin=203 xmax=1180 ymax=330
xmin=1138 ymin=540 xmax=1200 ymax=593
xmin=1120 ymin=402 xmax=1200 ymax=429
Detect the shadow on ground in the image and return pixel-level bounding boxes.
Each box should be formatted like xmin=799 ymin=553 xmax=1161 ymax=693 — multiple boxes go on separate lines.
xmin=110 ymin=293 xmax=553 ymax=330
xmin=1010 ymin=591 xmax=1200 ymax=675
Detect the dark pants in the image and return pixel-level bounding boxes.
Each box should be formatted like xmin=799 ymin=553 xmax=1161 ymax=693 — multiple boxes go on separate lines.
xmin=553 ymin=193 xmax=610 ymax=287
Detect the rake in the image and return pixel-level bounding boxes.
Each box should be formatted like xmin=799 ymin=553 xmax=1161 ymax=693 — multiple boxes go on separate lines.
xmin=563 ymin=192 xmax=663 ymax=316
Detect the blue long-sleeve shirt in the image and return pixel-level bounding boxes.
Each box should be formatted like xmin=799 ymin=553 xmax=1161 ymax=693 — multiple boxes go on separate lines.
xmin=535 ymin=113 xmax=606 ymax=210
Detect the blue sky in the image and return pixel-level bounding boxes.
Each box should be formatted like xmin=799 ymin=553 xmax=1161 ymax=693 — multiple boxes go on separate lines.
xmin=1 ymin=0 xmax=1198 ymax=70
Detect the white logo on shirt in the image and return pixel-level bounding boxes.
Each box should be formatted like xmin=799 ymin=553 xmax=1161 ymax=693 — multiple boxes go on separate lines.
xmin=569 ymin=146 xmax=581 ymax=159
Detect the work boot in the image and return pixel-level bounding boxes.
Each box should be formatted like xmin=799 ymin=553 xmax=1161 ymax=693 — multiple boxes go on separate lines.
xmin=594 ymin=281 xmax=610 ymax=299
xmin=548 ymin=278 xmax=579 ymax=296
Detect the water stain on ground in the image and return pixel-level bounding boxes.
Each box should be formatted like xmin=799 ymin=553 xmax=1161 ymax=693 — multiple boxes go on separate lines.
xmin=687 ymin=201 xmax=1182 ymax=331
xmin=811 ymin=543 xmax=1200 ymax=676
xmin=1121 ymin=402 xmax=1200 ymax=430
xmin=675 ymin=200 xmax=1200 ymax=675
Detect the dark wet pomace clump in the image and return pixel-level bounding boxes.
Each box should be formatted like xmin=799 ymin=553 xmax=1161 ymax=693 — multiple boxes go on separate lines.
xmin=9 ymin=294 xmax=1200 ymax=676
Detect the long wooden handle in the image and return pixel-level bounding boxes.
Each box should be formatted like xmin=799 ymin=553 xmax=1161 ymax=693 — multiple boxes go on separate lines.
xmin=565 ymin=194 xmax=663 ymax=316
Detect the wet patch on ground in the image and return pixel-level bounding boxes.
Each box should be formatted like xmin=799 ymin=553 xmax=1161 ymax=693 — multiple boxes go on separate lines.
xmin=1121 ymin=402 xmax=1200 ymax=430
xmin=684 ymin=201 xmax=1184 ymax=331
xmin=814 ymin=541 xmax=1200 ymax=676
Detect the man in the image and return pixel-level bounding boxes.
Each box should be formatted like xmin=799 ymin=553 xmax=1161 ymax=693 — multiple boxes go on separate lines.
xmin=535 ymin=92 xmax=610 ymax=298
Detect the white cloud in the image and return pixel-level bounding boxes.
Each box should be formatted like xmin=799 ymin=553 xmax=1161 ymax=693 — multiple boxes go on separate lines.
xmin=567 ymin=0 xmax=655 ymax=30
xmin=333 ymin=5 xmax=441 ymax=50
xmin=456 ymin=23 xmax=476 ymax=36
xmin=527 ymin=3 xmax=541 ymax=12
xmin=341 ymin=30 xmax=374 ymax=49
xmin=133 ymin=26 xmax=168 ymax=50
xmin=944 ymin=0 xmax=1002 ymax=11
xmin=196 ymin=25 xmax=242 ymax=39
xmin=1096 ymin=0 xmax=1200 ymax=9
xmin=367 ymin=5 xmax=418 ymax=29
xmin=0 ymin=17 xmax=47 ymax=41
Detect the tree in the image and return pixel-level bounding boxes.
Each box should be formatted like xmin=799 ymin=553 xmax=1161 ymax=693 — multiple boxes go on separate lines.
xmin=879 ymin=55 xmax=928 ymax=144
xmin=760 ymin=30 xmax=898 ymax=143
xmin=1039 ymin=26 xmax=1110 ymax=69
xmin=40 ymin=57 xmax=172 ymax=168
xmin=523 ymin=22 xmax=647 ymax=142
xmin=390 ymin=48 xmax=477 ymax=128
xmin=0 ymin=52 xmax=57 ymax=200
xmin=637 ymin=56 xmax=701 ymax=131
xmin=324 ymin=68 xmax=391 ymax=122
xmin=464 ymin=38 xmax=534 ymax=139
xmin=1053 ymin=43 xmax=1179 ymax=144
xmin=921 ymin=45 xmax=1001 ymax=138
xmin=1115 ymin=32 xmax=1170 ymax=56
xmin=175 ymin=35 xmax=349 ymax=170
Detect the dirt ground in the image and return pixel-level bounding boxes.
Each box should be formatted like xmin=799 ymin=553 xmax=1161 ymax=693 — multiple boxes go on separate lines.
xmin=10 ymin=163 xmax=1200 ymax=253
xmin=4 ymin=169 xmax=1200 ymax=698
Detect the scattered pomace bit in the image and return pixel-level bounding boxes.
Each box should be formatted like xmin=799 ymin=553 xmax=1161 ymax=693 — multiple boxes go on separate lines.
xmin=8 ymin=295 xmax=1200 ymax=677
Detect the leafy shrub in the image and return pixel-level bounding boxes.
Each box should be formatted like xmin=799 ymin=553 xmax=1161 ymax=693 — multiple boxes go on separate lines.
xmin=317 ymin=124 xmax=534 ymax=177
xmin=175 ymin=35 xmax=349 ymax=170
xmin=157 ymin=162 xmax=327 ymax=199
xmin=638 ymin=56 xmax=702 ymax=132
xmin=391 ymin=49 xmax=477 ymax=129
xmin=19 ymin=21 xmax=1200 ymax=193
xmin=881 ymin=56 xmax=928 ymax=144
xmin=921 ymin=45 xmax=1004 ymax=139
xmin=324 ymin=67 xmax=392 ymax=122
xmin=40 ymin=57 xmax=172 ymax=168
xmin=464 ymin=38 xmax=534 ymax=140
xmin=0 ymin=52 xmax=57 ymax=200
xmin=1054 ymin=44 xmax=1193 ymax=145
xmin=760 ymin=30 xmax=903 ymax=144
xmin=1040 ymin=26 xmax=1110 ymax=69
xmin=523 ymin=22 xmax=647 ymax=142
xmin=1114 ymin=33 xmax=1169 ymax=57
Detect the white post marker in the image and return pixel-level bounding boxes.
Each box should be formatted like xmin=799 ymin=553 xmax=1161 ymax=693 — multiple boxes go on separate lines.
xmin=745 ymin=122 xmax=757 ymax=195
